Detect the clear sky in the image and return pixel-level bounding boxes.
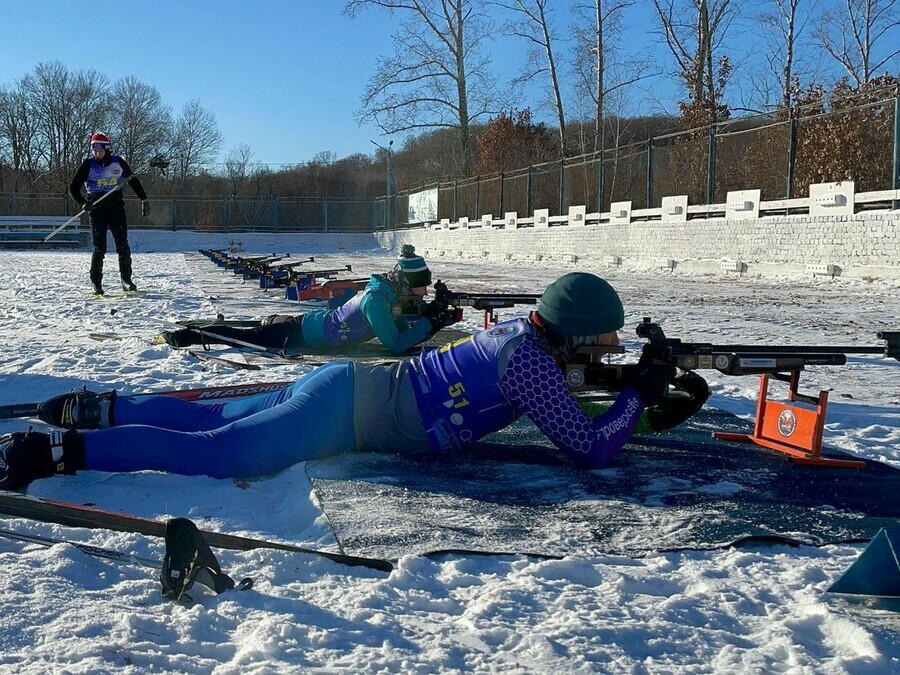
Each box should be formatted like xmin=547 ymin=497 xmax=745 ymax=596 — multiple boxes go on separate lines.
xmin=0 ymin=1 xmax=671 ymax=168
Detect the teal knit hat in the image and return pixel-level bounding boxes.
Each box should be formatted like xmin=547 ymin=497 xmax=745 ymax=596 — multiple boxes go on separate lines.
xmin=536 ymin=272 xmax=625 ymax=336
xmin=396 ymin=245 xmax=432 ymax=288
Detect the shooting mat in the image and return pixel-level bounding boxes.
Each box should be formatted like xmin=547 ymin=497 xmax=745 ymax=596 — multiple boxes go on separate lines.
xmin=306 ymin=407 xmax=900 ymax=560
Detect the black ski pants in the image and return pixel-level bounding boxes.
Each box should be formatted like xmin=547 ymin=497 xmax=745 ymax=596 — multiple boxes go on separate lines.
xmin=176 ymin=314 xmax=306 ymax=351
xmin=89 ymin=204 xmax=132 ymax=285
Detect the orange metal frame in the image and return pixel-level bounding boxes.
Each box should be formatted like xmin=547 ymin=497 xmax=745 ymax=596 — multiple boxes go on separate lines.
xmin=482 ymin=308 xmax=498 ymax=329
xmin=713 ymin=372 xmax=866 ymax=469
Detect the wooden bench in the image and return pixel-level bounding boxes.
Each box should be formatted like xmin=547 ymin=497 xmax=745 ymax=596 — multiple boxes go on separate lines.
xmin=0 ymin=216 xmax=89 ymax=249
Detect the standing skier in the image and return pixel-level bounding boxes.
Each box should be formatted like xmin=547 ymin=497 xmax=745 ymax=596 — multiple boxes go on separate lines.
xmin=69 ymin=133 xmax=151 ymax=295
xmin=159 ymin=245 xmax=460 ymax=355
xmin=1 ymin=273 xmax=707 ymax=490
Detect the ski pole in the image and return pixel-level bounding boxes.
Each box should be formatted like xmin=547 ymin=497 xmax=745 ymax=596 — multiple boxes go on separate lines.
xmin=43 ymin=154 xmax=170 ymax=242
xmin=0 ymin=527 xmax=159 ymax=568
xmin=193 ymin=328 xmax=302 ymax=359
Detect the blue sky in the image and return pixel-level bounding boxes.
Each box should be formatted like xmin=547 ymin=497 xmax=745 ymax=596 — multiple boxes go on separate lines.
xmin=0 ymin=1 xmax=672 ymax=167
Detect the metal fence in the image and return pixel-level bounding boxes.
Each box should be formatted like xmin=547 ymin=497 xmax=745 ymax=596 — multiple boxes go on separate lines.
xmin=394 ymin=89 xmax=900 ymax=224
xmin=0 ymin=195 xmax=380 ymax=233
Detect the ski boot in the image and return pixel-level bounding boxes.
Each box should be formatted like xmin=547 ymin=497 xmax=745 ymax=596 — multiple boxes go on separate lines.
xmin=122 ymin=278 xmax=138 ymax=292
xmin=37 ymin=388 xmax=117 ymax=429
xmin=0 ymin=428 xmax=83 ymax=490
xmin=91 ymin=282 xmax=105 ymax=296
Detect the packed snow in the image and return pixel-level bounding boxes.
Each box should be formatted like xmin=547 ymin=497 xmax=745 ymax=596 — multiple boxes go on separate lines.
xmin=0 ymin=231 xmax=898 ymax=674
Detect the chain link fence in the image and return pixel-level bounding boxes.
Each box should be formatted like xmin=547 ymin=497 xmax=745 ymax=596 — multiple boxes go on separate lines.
xmin=0 ymin=195 xmax=379 ymax=233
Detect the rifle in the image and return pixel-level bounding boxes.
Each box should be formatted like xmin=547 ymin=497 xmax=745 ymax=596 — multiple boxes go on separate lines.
xmin=284 ymin=265 xmax=355 ymax=301
xmin=567 ymin=316 xmax=900 ymax=394
xmin=406 ymin=280 xmax=541 ymax=328
xmin=568 ymin=317 xmax=900 ymax=468
xmin=258 ymin=257 xmax=317 ymax=289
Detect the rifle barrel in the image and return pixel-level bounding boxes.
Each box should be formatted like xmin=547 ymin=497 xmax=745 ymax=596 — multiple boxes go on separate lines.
xmin=700 ymin=345 xmax=887 ymax=356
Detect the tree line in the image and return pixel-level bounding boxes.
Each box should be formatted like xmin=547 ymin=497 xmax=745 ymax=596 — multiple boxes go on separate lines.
xmin=349 ymin=0 xmax=899 ymax=198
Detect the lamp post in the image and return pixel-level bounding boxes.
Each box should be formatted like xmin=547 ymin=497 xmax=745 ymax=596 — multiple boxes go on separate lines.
xmin=371 ymin=139 xmax=393 ymax=230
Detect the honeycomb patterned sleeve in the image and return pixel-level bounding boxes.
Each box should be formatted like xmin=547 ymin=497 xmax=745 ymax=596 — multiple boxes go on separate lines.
xmin=498 ymin=336 xmax=644 ymax=468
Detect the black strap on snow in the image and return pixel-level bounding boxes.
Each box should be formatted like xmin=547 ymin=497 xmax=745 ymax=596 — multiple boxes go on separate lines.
xmin=160 ymin=517 xmax=253 ymax=602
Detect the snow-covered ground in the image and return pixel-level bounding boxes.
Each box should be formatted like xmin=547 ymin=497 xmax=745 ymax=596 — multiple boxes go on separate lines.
xmin=0 ymin=232 xmax=898 ymax=673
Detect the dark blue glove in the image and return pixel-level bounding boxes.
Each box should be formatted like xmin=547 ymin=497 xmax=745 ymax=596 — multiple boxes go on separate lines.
xmin=627 ymin=352 xmax=676 ymax=408
xmin=646 ymin=371 xmax=710 ymax=431
xmin=82 ymin=201 xmax=94 ymax=213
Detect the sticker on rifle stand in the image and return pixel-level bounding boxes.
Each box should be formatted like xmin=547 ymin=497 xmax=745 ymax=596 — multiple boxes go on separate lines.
xmin=566 ymin=369 xmax=586 ymax=388
xmin=777 ymin=409 xmax=797 ymax=437
xmin=715 ymin=355 xmax=730 ymax=370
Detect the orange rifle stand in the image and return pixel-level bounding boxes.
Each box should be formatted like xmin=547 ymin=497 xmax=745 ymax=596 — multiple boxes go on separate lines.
xmin=482 ymin=308 xmax=496 ymax=329
xmin=713 ymin=372 xmax=866 ymax=469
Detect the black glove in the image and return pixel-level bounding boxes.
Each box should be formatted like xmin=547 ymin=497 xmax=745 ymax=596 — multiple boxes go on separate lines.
xmin=627 ymin=352 xmax=676 ymax=408
xmin=421 ymin=300 xmax=444 ymax=323
xmin=646 ymin=371 xmax=710 ymax=431
xmin=423 ymin=302 xmax=461 ymax=335
xmin=82 ymin=201 xmax=94 ymax=213
xmin=437 ymin=307 xmax=462 ymax=328
xmin=141 ymin=200 xmax=151 ymax=217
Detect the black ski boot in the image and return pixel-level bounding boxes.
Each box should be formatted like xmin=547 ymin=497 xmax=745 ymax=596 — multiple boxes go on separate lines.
xmin=91 ymin=282 xmax=104 ymax=296
xmin=0 ymin=429 xmax=83 ymax=490
xmin=158 ymin=329 xmax=202 ymax=348
xmin=122 ymin=278 xmax=138 ymax=292
xmin=37 ymin=388 xmax=117 ymax=429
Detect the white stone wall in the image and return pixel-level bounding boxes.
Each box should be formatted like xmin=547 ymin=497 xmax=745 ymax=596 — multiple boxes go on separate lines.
xmin=375 ymin=211 xmax=900 ymax=279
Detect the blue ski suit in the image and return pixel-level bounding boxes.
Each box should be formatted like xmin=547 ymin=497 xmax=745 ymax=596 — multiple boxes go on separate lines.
xmin=82 ymin=319 xmax=647 ymax=478
xmin=167 ymin=274 xmax=435 ymax=355
xmin=300 ymin=274 xmax=433 ymax=353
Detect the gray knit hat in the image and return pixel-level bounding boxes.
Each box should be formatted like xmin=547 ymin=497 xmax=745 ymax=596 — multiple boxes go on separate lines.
xmin=396 ymin=245 xmax=432 ymax=288
xmin=536 ymin=272 xmax=625 ymax=336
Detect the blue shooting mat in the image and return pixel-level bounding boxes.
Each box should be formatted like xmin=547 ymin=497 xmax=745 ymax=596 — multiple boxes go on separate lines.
xmin=306 ymin=407 xmax=900 ymax=560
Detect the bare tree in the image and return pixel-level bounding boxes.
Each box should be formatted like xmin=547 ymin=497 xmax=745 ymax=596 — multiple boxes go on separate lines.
xmin=752 ymin=0 xmax=821 ymax=109
xmin=495 ymin=0 xmax=567 ymax=153
xmin=224 ymin=143 xmax=255 ymax=197
xmin=651 ymin=0 xmax=737 ymax=122
xmin=343 ymin=0 xmax=502 ymax=175
xmin=171 ymin=99 xmax=223 ymax=186
xmin=814 ymin=0 xmax=900 ymax=86
xmin=571 ymin=0 xmax=657 ymax=154
xmin=20 ymin=62 xmax=111 ymax=183
xmin=108 ymin=76 xmax=172 ymax=166
xmin=0 ymin=83 xmax=42 ymax=189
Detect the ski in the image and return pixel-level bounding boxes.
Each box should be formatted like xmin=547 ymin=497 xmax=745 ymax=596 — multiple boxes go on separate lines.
xmin=89 ymin=332 xmax=129 ymax=342
xmin=87 ymin=332 xmax=298 ymax=370
xmin=0 ymin=527 xmax=158 ymax=568
xmin=0 ymin=380 xmax=293 ymax=421
xmin=0 ymin=490 xmax=393 ymax=572
xmin=0 ymin=402 xmax=46 ymax=420
xmin=188 ymin=349 xmax=262 ymax=370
